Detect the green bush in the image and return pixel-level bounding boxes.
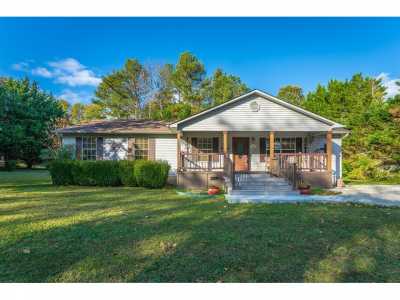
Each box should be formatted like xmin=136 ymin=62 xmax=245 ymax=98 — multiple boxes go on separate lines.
xmin=70 ymin=160 xmax=121 ymax=186
xmin=5 ymin=160 xmax=17 ymax=171
xmin=48 ymin=160 xmax=75 ymax=185
xmin=118 ymin=160 xmax=137 ymax=186
xmin=48 ymin=159 xmax=170 ymax=188
xmin=134 ymin=160 xmax=170 ymax=188
xmin=343 ymin=154 xmax=390 ymax=181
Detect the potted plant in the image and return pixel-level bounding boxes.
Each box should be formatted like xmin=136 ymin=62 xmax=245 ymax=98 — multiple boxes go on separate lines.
xmin=208 ymin=185 xmax=220 ymax=195
xmin=298 ymin=183 xmax=311 ymax=195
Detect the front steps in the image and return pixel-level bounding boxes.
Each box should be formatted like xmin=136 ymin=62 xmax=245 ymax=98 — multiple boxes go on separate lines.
xmin=227 ymin=172 xmax=299 ymax=202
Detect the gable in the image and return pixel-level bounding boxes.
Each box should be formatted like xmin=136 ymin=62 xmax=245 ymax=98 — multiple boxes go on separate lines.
xmin=177 ymin=93 xmax=333 ymax=132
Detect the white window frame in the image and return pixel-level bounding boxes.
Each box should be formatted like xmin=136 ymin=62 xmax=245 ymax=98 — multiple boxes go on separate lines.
xmin=135 ymin=137 xmax=149 ymax=160
xmin=265 ymin=137 xmax=298 ymax=155
xmin=82 ymin=136 xmax=97 ymax=160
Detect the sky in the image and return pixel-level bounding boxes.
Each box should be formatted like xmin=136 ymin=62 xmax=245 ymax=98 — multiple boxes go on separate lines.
xmin=1 ymin=17 xmax=400 ymax=104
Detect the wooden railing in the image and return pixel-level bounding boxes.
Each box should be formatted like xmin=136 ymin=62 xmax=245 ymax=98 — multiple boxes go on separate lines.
xmin=276 ymin=153 xmax=327 ymax=171
xmin=180 ymin=152 xmax=224 ymax=171
xmin=270 ymin=153 xmax=327 ymax=189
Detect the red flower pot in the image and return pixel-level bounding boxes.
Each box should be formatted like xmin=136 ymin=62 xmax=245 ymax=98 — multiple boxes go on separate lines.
xmin=299 ymin=188 xmax=311 ymax=195
xmin=208 ymin=186 xmax=220 ymax=195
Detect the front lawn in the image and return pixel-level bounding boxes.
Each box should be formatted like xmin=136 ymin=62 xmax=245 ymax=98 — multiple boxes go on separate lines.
xmin=1 ymin=170 xmax=399 ymax=282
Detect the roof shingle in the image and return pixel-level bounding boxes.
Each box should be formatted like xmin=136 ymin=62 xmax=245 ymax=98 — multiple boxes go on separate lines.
xmin=57 ymin=119 xmax=174 ymax=135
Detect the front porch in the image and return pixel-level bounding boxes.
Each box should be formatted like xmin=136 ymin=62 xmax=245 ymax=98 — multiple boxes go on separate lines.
xmin=176 ymin=130 xmax=336 ymax=192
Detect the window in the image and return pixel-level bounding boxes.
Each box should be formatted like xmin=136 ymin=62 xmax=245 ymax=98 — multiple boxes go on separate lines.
xmin=280 ymin=137 xmax=296 ymax=153
xmin=82 ymin=137 xmax=97 ymax=160
xmin=135 ymin=137 xmax=149 ymax=160
xmin=197 ymin=137 xmax=213 ymax=154
xmin=264 ymin=137 xmax=299 ymax=156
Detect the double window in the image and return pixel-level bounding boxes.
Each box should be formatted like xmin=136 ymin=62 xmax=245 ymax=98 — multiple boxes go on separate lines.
xmin=270 ymin=137 xmax=297 ymax=154
xmin=82 ymin=137 xmax=97 ymax=160
xmin=260 ymin=137 xmax=302 ymax=162
xmin=134 ymin=137 xmax=149 ymax=160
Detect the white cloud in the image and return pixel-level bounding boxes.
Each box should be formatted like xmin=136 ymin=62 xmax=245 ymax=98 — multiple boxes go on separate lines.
xmin=377 ymin=72 xmax=400 ymax=98
xmin=57 ymin=89 xmax=92 ymax=104
xmin=11 ymin=62 xmax=30 ymax=71
xmin=32 ymin=67 xmax=53 ymax=78
xmin=48 ymin=58 xmax=101 ymax=87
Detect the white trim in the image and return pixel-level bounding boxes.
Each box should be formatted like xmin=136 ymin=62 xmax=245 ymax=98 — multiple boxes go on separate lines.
xmin=170 ymin=89 xmax=346 ymax=129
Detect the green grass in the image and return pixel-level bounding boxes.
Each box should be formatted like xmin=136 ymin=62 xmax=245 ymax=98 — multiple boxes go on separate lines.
xmin=1 ymin=170 xmax=400 ymax=282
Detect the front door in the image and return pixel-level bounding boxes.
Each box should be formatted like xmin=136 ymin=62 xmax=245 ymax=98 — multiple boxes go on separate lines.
xmin=233 ymin=137 xmax=250 ymax=172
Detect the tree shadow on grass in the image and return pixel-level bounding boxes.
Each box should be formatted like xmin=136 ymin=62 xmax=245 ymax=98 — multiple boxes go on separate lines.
xmin=131 ymin=203 xmax=400 ymax=282
xmin=1 ymin=184 xmax=400 ymax=282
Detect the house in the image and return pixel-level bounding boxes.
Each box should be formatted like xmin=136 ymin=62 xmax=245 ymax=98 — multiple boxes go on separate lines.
xmin=58 ymin=90 xmax=349 ymax=192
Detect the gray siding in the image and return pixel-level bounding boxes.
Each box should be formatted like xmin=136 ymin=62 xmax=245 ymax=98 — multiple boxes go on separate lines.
xmin=179 ymin=95 xmax=331 ymax=132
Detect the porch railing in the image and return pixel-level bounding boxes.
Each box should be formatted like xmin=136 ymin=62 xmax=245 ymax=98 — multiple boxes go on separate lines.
xmin=270 ymin=153 xmax=327 ymax=189
xmin=180 ymin=152 xmax=224 ymax=171
xmin=276 ymin=153 xmax=327 ymax=171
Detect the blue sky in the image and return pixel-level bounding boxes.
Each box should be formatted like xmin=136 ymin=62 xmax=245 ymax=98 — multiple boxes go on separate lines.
xmin=1 ymin=17 xmax=400 ymax=104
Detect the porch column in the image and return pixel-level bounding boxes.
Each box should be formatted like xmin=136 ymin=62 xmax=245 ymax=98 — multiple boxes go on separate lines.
xmin=326 ymin=129 xmax=333 ymax=173
xmin=223 ymin=131 xmax=228 ymax=157
xmin=177 ymin=131 xmax=182 ymax=171
xmin=269 ymin=131 xmax=275 ymax=168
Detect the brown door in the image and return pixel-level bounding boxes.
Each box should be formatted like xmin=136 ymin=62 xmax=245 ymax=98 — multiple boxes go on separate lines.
xmin=232 ymin=137 xmax=250 ymax=172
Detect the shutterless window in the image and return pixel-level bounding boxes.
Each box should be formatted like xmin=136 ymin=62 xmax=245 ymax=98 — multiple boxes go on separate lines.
xmin=82 ymin=137 xmax=97 ymax=160
xmin=135 ymin=137 xmax=149 ymax=160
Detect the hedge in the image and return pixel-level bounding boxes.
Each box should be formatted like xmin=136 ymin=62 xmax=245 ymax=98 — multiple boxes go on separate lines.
xmin=48 ymin=159 xmax=170 ymax=188
xmin=134 ymin=160 xmax=170 ymax=188
xmin=118 ymin=160 xmax=137 ymax=186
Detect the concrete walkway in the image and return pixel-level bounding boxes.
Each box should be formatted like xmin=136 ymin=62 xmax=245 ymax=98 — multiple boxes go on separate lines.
xmin=226 ymin=185 xmax=400 ymax=207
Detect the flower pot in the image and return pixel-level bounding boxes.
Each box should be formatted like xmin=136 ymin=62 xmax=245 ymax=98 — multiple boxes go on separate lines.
xmin=299 ymin=188 xmax=311 ymax=195
xmin=208 ymin=186 xmax=220 ymax=195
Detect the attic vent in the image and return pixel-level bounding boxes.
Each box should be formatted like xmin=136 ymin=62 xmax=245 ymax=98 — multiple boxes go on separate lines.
xmin=249 ymin=101 xmax=260 ymax=112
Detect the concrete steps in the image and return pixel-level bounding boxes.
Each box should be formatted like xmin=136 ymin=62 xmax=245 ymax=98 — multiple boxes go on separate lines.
xmin=230 ymin=173 xmax=298 ymax=198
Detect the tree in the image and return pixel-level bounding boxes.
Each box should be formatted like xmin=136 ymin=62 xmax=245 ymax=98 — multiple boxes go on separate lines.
xmin=94 ymin=59 xmax=151 ymax=119
xmin=302 ymin=73 xmax=400 ymax=180
xmin=145 ymin=64 xmax=177 ymax=120
xmin=277 ymin=85 xmax=305 ymax=106
xmin=56 ymin=99 xmax=71 ymax=128
xmin=172 ymin=52 xmax=206 ymax=107
xmin=206 ymin=68 xmax=249 ymax=106
xmin=71 ymin=103 xmax=86 ymax=124
xmin=84 ymin=103 xmax=105 ymax=121
xmin=0 ymin=77 xmax=64 ymax=167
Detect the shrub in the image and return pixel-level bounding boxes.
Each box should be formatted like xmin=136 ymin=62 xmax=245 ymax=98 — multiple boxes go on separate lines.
xmin=343 ymin=154 xmax=390 ymax=181
xmin=118 ymin=160 xmax=137 ymax=186
xmin=134 ymin=160 xmax=170 ymax=188
xmin=5 ymin=160 xmax=17 ymax=171
xmin=48 ymin=160 xmax=75 ymax=185
xmin=70 ymin=160 xmax=121 ymax=186
xmin=48 ymin=159 xmax=170 ymax=188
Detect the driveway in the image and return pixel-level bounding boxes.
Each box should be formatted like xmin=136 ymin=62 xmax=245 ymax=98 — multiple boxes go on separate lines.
xmin=227 ymin=185 xmax=400 ymax=206
xmin=333 ymin=185 xmax=400 ymax=207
